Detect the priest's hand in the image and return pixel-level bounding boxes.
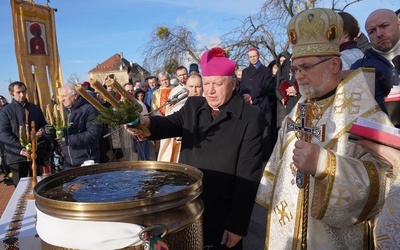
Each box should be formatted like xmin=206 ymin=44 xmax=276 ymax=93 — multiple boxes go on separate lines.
xmin=221 ymin=230 xmax=242 ymax=248
xmin=292 ymin=140 xmax=319 ymax=175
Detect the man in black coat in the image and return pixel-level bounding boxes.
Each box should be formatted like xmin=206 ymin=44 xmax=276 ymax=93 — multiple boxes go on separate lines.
xmin=0 ymin=81 xmax=47 ymax=186
xmin=126 ymin=47 xmax=265 ymax=249
xmin=239 ymin=47 xmax=274 ymax=162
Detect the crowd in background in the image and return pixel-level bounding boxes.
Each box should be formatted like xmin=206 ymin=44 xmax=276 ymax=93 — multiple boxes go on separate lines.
xmin=0 ymin=7 xmax=399 ymax=249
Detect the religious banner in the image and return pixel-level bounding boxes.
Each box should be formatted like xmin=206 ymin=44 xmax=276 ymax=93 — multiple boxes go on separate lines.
xmin=10 ymin=0 xmax=63 ymax=110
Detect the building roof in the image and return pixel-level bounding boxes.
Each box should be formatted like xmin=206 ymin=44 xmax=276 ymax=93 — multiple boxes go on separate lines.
xmin=88 ymin=53 xmax=149 ymax=75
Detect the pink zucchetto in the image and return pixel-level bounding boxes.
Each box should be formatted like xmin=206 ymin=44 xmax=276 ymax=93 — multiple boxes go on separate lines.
xmin=200 ymin=47 xmax=236 ymax=76
xmin=248 ymin=47 xmax=258 ymax=53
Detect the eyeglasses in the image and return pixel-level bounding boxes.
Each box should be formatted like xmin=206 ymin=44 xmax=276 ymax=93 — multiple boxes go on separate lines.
xmin=290 ymin=57 xmax=333 ymax=75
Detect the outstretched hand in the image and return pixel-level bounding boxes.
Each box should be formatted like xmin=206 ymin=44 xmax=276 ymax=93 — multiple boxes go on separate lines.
xmin=124 ymin=116 xmax=151 ymax=140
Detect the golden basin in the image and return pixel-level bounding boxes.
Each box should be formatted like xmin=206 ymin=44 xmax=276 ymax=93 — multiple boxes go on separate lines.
xmin=34 ymin=161 xmax=204 ymax=250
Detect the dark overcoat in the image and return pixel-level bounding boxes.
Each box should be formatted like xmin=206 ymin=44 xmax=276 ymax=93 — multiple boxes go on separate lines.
xmin=0 ymin=99 xmax=47 ymax=165
xmin=239 ymin=64 xmax=275 ymax=161
xmin=148 ymin=93 xmax=265 ymax=249
xmin=239 ymin=64 xmax=273 ymax=121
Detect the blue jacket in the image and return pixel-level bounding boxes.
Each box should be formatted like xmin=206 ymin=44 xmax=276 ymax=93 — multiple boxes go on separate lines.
xmin=351 ymin=48 xmax=399 ymax=113
xmin=0 ymin=99 xmax=47 ymax=164
xmin=60 ymin=97 xmax=102 ymax=168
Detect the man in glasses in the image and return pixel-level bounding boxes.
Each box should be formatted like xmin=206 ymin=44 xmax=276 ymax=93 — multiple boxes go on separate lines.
xmin=256 ymin=8 xmax=394 ymax=249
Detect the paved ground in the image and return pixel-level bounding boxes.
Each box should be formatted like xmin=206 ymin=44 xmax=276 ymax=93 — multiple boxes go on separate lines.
xmin=0 ymin=173 xmax=15 ymax=218
xmin=243 ymin=203 xmax=267 ymax=249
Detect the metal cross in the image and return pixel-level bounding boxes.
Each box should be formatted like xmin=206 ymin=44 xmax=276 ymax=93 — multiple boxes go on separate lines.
xmin=286 ymin=102 xmax=325 ymax=188
xmin=288 ymin=71 xmax=294 ymax=81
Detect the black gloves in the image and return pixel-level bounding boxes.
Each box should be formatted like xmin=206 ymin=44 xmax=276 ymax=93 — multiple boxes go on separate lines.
xmin=56 ymin=137 xmax=68 ymax=147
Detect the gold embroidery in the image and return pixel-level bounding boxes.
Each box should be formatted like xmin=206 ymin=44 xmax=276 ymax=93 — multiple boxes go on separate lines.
xmin=334 ymin=92 xmax=361 ymax=114
xmin=356 ymin=161 xmax=380 ymax=224
xmin=274 ymin=200 xmax=294 ymax=226
xmin=262 ymin=170 xmax=275 ymax=181
xmin=331 ymin=188 xmax=352 ymax=206
xmin=324 ymin=105 xmax=381 ymax=150
xmin=315 ymin=150 xmax=337 ymax=220
xmin=298 ymin=11 xmax=324 ymax=41
xmin=265 ymin=159 xmax=285 ymax=248
xmin=337 ymin=68 xmax=375 ymax=89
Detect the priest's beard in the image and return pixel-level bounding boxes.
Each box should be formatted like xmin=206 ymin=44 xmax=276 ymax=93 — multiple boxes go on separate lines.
xmin=299 ymin=68 xmax=331 ymax=99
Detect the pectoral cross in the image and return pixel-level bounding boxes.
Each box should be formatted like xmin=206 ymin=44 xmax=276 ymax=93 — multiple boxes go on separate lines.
xmin=286 ymin=101 xmax=325 ymax=188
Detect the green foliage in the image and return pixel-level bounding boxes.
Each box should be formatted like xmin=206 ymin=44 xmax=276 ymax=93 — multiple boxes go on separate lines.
xmin=19 ymin=125 xmax=31 ymax=150
xmin=157 ymin=27 xmax=170 ymax=39
xmin=53 ymin=115 xmax=72 ymax=131
xmin=96 ymin=100 xmax=142 ymax=126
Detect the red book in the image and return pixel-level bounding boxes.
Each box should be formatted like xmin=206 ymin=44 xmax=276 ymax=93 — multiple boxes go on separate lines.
xmin=348 ymin=117 xmax=400 ymax=150
xmin=385 ymin=85 xmax=400 ymax=102
xmin=279 ymin=81 xmax=299 ymax=105
xmin=279 ymin=81 xmax=290 ymax=105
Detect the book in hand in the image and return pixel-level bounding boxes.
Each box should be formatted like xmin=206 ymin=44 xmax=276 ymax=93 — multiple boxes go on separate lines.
xmin=348 ymin=117 xmax=400 ymax=149
xmin=279 ymin=80 xmax=299 ymax=105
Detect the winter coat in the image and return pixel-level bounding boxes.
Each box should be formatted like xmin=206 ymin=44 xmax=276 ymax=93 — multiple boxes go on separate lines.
xmin=239 ymin=63 xmax=273 ymax=121
xmin=0 ymin=99 xmax=47 ymax=165
xmin=60 ymin=97 xmax=102 ymax=167
xmin=351 ymin=48 xmax=399 ymax=113
xmin=148 ymin=92 xmax=265 ymax=248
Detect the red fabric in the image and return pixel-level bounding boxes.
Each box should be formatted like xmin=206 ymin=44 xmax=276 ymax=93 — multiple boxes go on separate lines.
xmin=279 ymin=80 xmax=299 ymax=105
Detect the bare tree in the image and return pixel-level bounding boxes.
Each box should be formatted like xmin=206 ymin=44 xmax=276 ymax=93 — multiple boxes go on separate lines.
xmin=142 ymin=0 xmax=369 ymax=71
xmin=141 ymin=25 xmax=200 ymax=74
xmin=66 ymin=73 xmax=81 ymax=84
xmin=222 ymin=0 xmax=364 ymax=67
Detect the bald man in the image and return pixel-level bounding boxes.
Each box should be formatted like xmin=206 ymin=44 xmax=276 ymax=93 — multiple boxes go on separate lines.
xmin=351 ymin=9 xmax=400 ymax=116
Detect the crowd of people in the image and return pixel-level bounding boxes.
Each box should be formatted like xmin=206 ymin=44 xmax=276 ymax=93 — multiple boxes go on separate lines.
xmin=0 ymin=6 xmax=399 ymax=250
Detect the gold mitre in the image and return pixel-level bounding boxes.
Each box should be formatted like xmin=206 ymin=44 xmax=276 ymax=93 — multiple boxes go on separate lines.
xmin=287 ymin=8 xmax=343 ymax=59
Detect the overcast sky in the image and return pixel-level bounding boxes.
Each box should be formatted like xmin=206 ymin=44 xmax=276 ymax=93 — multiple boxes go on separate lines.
xmin=0 ymin=0 xmax=397 ymax=101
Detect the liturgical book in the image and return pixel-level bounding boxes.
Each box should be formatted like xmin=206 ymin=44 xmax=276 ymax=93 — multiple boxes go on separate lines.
xmin=348 ymin=117 xmax=400 ymax=149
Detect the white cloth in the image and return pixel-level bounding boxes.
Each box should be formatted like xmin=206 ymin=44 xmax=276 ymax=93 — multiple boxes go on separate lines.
xmin=36 ymin=208 xmax=144 ymax=249
xmin=340 ymin=47 xmax=364 ymax=70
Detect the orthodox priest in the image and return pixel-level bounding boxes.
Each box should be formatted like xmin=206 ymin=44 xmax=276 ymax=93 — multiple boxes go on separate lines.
xmin=256 ymin=8 xmax=393 ymax=249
